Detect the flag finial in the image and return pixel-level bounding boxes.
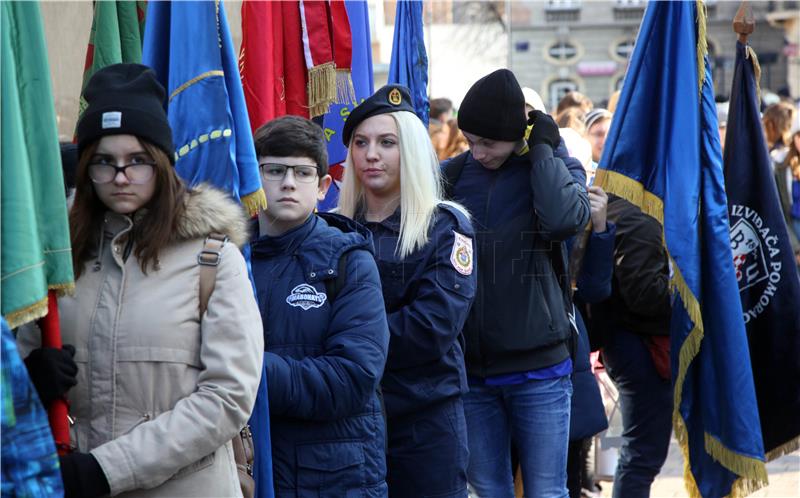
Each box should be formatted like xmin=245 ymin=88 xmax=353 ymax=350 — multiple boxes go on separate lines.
xmin=733 ymin=1 xmax=755 ymax=44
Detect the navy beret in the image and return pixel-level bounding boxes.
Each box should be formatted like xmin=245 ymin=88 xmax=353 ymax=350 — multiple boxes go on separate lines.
xmin=342 ymin=85 xmax=415 ymax=146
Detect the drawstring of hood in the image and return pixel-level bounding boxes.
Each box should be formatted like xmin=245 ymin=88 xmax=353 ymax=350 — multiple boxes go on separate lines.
xmin=92 ymin=224 xmax=106 ymax=272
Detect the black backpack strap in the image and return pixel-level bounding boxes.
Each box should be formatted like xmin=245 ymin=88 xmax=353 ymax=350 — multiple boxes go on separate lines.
xmin=441 ymin=151 xmax=470 ymax=201
xmin=324 ymin=250 xmax=349 ymax=305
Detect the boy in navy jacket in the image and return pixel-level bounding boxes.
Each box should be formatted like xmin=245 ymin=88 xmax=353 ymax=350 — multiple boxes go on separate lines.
xmin=250 ymin=116 xmax=390 ymax=497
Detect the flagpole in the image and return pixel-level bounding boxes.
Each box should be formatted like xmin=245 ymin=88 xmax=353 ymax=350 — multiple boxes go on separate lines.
xmin=733 ymin=1 xmax=755 ymax=44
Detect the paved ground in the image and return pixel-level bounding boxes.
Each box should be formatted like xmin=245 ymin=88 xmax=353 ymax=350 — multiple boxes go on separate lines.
xmin=599 ymin=438 xmax=800 ymax=498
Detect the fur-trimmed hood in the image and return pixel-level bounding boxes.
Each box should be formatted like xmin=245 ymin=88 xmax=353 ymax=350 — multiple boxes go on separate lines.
xmin=174 ymin=184 xmax=251 ymax=247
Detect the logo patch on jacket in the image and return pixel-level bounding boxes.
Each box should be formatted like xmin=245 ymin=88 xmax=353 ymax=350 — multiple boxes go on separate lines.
xmin=450 ymin=231 xmax=473 ymax=276
xmin=286 ymin=284 xmax=327 ymax=310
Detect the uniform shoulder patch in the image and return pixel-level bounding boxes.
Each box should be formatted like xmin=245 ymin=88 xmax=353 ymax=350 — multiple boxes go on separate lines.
xmin=450 ymin=231 xmax=473 ymax=276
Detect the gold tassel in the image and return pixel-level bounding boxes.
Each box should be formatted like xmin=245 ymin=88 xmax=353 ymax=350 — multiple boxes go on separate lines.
xmin=696 ymin=0 xmax=708 ymax=95
xmin=335 ymin=69 xmax=357 ymax=106
xmin=241 ymin=188 xmax=267 ymax=217
xmin=307 ymin=62 xmax=337 ymax=118
xmin=745 ymin=46 xmax=762 ymax=104
xmin=766 ymin=436 xmax=800 ymax=463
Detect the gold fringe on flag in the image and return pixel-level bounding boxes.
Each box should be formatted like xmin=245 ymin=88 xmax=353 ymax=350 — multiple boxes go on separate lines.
xmin=307 ymin=62 xmax=337 ymax=118
xmin=5 ymin=297 xmax=49 ymax=330
xmin=335 ymin=69 xmax=357 ymax=106
xmin=241 ymin=188 xmax=267 ymax=217
xmin=4 ymin=282 xmax=75 ymax=329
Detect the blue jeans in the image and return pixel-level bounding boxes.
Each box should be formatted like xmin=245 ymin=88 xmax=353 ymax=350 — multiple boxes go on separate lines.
xmin=463 ymin=375 xmax=572 ymax=498
xmin=602 ymin=329 xmax=672 ymax=498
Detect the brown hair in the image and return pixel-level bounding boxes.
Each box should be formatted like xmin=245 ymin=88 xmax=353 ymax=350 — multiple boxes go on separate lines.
xmin=441 ymin=118 xmax=468 ymax=160
xmin=555 ymin=107 xmax=587 ymax=135
xmin=788 ymin=130 xmax=800 ymax=180
xmin=556 ymin=91 xmax=593 ymax=115
xmin=762 ymin=102 xmax=796 ymax=149
xmin=253 ymin=115 xmax=329 ymax=177
xmin=70 ymin=138 xmax=187 ymax=278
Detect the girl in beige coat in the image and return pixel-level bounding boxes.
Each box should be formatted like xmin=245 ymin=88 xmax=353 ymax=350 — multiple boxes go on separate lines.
xmin=19 ymin=63 xmax=264 ymax=497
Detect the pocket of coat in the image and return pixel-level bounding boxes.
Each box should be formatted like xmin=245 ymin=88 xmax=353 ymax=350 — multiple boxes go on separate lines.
xmin=296 ymin=441 xmax=365 ymax=489
xmin=171 ymin=450 xmax=216 ymax=480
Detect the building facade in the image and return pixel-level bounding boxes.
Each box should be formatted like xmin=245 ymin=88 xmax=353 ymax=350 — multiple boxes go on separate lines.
xmin=509 ymin=0 xmax=792 ymax=111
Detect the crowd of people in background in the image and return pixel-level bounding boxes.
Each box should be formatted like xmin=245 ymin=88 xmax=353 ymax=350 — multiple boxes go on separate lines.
xmin=5 ymin=60 xmax=799 ymax=498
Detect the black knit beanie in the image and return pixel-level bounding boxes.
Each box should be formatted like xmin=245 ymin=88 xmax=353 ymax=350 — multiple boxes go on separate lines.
xmin=458 ymin=69 xmax=527 ymax=141
xmin=77 ymin=63 xmax=174 ymax=162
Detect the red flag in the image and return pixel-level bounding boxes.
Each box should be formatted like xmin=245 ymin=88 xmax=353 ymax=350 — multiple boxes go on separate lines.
xmin=240 ymin=0 xmax=308 ymax=130
xmin=282 ymin=1 xmax=310 ymax=118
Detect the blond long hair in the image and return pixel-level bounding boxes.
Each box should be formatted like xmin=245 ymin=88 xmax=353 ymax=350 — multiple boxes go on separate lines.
xmin=338 ymin=111 xmax=467 ymax=259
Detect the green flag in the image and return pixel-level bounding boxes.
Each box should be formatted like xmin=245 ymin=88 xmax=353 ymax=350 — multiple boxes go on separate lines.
xmin=78 ymin=0 xmax=146 ymax=118
xmin=1 ymin=1 xmax=74 ymax=328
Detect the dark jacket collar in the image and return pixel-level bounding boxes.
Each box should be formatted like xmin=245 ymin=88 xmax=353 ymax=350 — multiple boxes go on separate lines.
xmin=251 ymin=212 xmax=374 ymax=284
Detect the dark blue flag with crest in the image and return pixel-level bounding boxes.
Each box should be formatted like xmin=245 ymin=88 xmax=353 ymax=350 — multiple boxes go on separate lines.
xmin=595 ymin=1 xmax=767 ymax=495
xmin=723 ymin=40 xmax=800 ymax=461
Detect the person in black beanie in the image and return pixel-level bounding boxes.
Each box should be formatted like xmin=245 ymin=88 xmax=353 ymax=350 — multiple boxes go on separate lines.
xmin=440 ymin=68 xmax=591 ymax=498
xmin=16 ymin=63 xmax=264 ymax=497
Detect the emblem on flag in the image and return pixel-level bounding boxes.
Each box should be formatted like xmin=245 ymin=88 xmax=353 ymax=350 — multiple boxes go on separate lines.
xmin=729 ymin=204 xmax=784 ymax=323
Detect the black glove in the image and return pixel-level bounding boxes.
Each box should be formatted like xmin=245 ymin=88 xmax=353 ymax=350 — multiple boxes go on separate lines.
xmin=527 ymin=110 xmax=561 ymax=150
xmin=24 ymin=345 xmax=77 ymax=407
xmin=59 ymin=452 xmax=110 ymax=498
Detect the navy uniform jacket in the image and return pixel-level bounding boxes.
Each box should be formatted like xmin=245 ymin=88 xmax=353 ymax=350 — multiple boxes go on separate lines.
xmin=251 ymin=213 xmax=389 ymax=498
xmin=361 ymin=204 xmax=477 ymax=418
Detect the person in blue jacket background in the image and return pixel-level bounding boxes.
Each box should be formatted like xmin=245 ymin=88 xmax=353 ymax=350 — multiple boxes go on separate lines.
xmin=250 ymin=115 xmax=390 ymax=498
xmin=338 ymin=85 xmax=477 ymax=498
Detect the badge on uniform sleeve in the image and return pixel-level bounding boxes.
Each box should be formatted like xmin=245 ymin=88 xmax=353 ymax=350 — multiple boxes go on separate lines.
xmin=450 ymin=232 xmax=473 ymax=276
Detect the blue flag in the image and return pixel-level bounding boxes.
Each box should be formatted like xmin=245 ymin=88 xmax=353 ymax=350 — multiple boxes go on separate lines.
xmin=723 ymin=41 xmax=800 ymax=460
xmin=142 ymin=0 xmax=265 ymax=216
xmin=319 ymin=0 xmax=374 ymax=212
xmin=388 ymin=0 xmax=428 ymax=126
xmin=142 ymin=3 xmax=274 ymax=497
xmin=595 ymin=2 xmax=767 ymax=496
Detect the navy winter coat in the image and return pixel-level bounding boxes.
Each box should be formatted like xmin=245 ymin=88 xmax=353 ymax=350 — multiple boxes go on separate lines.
xmin=251 ymin=213 xmax=390 ymax=498
xmin=360 ymin=204 xmax=477 ymax=418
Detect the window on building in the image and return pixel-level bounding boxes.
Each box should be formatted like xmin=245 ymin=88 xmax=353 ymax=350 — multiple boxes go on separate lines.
xmin=613 ymin=0 xmax=645 ymax=20
xmin=547 ymin=41 xmax=579 ymax=63
xmin=614 ymin=39 xmax=636 ymax=60
xmin=549 ymin=79 xmax=579 ymax=110
xmin=546 ymin=0 xmax=581 ymax=21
